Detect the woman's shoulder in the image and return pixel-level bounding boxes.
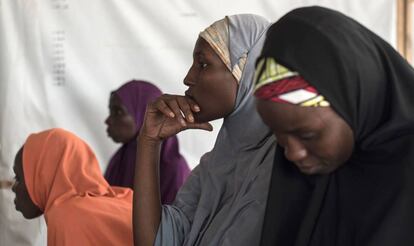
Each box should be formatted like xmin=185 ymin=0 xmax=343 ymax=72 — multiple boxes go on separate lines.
xmin=46 ymin=193 xmax=132 ymax=225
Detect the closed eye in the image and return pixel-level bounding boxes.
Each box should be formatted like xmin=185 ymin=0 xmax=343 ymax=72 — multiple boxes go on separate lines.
xmin=110 ymin=108 xmax=125 ymax=116
xmin=298 ymin=132 xmax=317 ymax=140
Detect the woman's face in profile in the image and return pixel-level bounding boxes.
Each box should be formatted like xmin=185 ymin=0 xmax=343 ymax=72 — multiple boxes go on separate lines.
xmin=12 ymin=147 xmax=43 ymax=219
xmin=183 ymin=37 xmax=238 ymax=123
xmin=256 ymin=100 xmax=355 ymax=175
xmin=105 ymin=93 xmax=137 ymax=143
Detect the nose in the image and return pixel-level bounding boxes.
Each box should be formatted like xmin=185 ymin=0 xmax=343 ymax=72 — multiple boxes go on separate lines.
xmin=282 ymin=136 xmax=307 ymax=162
xmin=183 ymin=66 xmax=196 ymax=87
xmin=11 ymin=180 xmax=17 ymax=193
xmin=104 ymin=116 xmax=111 ymax=125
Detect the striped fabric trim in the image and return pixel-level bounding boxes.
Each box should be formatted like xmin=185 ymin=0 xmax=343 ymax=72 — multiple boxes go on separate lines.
xmin=254 ymin=57 xmax=298 ymax=90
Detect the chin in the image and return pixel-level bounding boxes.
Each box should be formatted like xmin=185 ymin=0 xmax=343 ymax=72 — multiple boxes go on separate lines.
xmin=21 ymin=212 xmax=32 ymax=219
xmin=21 ymin=211 xmax=43 ymax=220
xmin=18 ymin=210 xmax=30 ymax=219
xmin=194 ymin=112 xmax=218 ymax=123
xmin=23 ymin=214 xmax=42 ymax=220
xmin=109 ymin=136 xmax=122 ymax=143
xmin=297 ymin=164 xmax=330 ymax=175
xmin=193 ymin=113 xmax=208 ymax=123
xmin=298 ymin=167 xmax=320 ymax=175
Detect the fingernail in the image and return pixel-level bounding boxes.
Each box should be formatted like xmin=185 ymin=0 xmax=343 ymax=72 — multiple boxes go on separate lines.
xmin=188 ymin=115 xmax=194 ymax=122
xmin=169 ymin=112 xmax=175 ymax=117
xmin=180 ymin=119 xmax=187 ymax=126
xmin=194 ymin=105 xmax=200 ymax=112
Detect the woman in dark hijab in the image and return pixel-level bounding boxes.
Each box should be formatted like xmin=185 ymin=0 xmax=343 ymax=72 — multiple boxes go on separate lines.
xmin=105 ymin=80 xmax=190 ymax=204
xmin=254 ymin=6 xmax=414 ymax=246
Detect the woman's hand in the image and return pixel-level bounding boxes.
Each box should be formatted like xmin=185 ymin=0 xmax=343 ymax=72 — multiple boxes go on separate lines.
xmin=133 ymin=94 xmax=212 ymax=245
xmin=140 ymin=94 xmax=213 ymax=141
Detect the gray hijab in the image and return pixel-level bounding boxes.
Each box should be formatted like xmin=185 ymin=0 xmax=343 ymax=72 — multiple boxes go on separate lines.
xmin=156 ymin=14 xmax=275 ymax=246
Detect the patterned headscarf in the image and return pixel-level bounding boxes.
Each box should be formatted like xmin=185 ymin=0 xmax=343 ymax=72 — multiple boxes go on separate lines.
xmin=254 ymin=57 xmax=330 ymax=107
xmin=200 ymin=17 xmax=246 ymax=82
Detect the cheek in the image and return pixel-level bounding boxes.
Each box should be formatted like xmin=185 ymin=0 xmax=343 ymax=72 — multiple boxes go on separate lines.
xmin=14 ymin=183 xmax=25 ymax=196
xmin=14 ymin=186 xmax=23 ymax=201
xmin=115 ymin=118 xmax=136 ymax=132
xmin=200 ymin=69 xmax=236 ymax=96
xmin=310 ymin=128 xmax=354 ymax=164
xmin=14 ymin=185 xmax=33 ymax=210
xmin=195 ymin=77 xmax=218 ymax=100
xmin=107 ymin=118 xmax=120 ymax=129
xmin=196 ymin=91 xmax=234 ymax=121
xmin=193 ymin=70 xmax=237 ymax=120
xmin=335 ymin=129 xmax=354 ymax=162
xmin=22 ymin=192 xmax=33 ymax=206
xmin=119 ymin=119 xmax=138 ymax=139
xmin=193 ymin=86 xmax=225 ymax=117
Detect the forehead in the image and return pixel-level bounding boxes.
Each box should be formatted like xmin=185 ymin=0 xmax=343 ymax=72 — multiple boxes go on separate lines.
xmin=193 ymin=38 xmax=218 ymax=58
xmin=256 ymin=99 xmax=332 ymax=132
xmin=14 ymin=147 xmax=24 ymax=174
xmin=109 ymin=93 xmax=124 ymax=106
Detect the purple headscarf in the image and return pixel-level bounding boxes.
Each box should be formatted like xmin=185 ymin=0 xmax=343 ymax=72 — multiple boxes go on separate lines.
xmin=104 ymin=80 xmax=190 ymax=204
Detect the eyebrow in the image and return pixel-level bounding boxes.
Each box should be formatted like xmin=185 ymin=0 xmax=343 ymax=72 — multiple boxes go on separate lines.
xmin=280 ymin=126 xmax=312 ymax=135
xmin=282 ymin=118 xmax=325 ymax=134
xmin=194 ymin=48 xmax=208 ymax=57
xmin=109 ymin=105 xmax=123 ymax=109
xmin=12 ymin=161 xmax=17 ymax=174
xmin=193 ymin=52 xmax=203 ymax=60
xmin=291 ymin=127 xmax=319 ymax=134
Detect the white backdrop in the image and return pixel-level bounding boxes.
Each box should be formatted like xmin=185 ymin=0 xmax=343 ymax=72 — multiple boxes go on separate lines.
xmin=0 ymin=0 xmax=395 ymax=245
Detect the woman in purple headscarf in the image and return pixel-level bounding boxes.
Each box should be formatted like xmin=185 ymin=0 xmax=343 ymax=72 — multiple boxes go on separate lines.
xmin=104 ymin=80 xmax=190 ymax=204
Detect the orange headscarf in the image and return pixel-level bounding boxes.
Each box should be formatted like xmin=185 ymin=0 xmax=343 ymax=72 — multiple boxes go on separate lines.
xmin=22 ymin=128 xmax=133 ymax=246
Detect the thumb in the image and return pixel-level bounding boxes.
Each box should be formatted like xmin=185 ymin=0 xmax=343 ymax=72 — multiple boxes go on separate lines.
xmin=185 ymin=122 xmax=213 ymax=131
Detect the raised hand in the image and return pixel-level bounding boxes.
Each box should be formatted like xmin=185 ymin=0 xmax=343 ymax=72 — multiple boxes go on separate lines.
xmin=139 ymin=94 xmax=213 ymax=141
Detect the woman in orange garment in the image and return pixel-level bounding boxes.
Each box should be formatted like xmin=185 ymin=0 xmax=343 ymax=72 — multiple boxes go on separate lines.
xmin=12 ymin=128 xmax=133 ymax=246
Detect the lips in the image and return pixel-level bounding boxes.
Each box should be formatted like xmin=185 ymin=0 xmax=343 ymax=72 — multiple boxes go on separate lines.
xmin=185 ymin=90 xmax=195 ymax=100
xmin=294 ymin=161 xmax=319 ymax=173
xmin=296 ymin=162 xmax=314 ymax=168
xmin=14 ymin=199 xmax=19 ymax=210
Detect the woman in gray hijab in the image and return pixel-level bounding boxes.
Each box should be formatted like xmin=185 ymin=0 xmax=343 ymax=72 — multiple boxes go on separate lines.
xmin=133 ymin=14 xmax=275 ymax=246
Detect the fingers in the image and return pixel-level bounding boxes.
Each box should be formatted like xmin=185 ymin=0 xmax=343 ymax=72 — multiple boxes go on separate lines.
xmin=153 ymin=95 xmax=200 ymax=126
xmin=166 ymin=98 xmax=187 ymax=126
xmin=177 ymin=97 xmax=195 ymax=123
xmin=152 ymin=99 xmax=175 ymax=118
xmin=185 ymin=97 xmax=201 ymax=113
xmin=184 ymin=122 xmax=213 ymax=131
